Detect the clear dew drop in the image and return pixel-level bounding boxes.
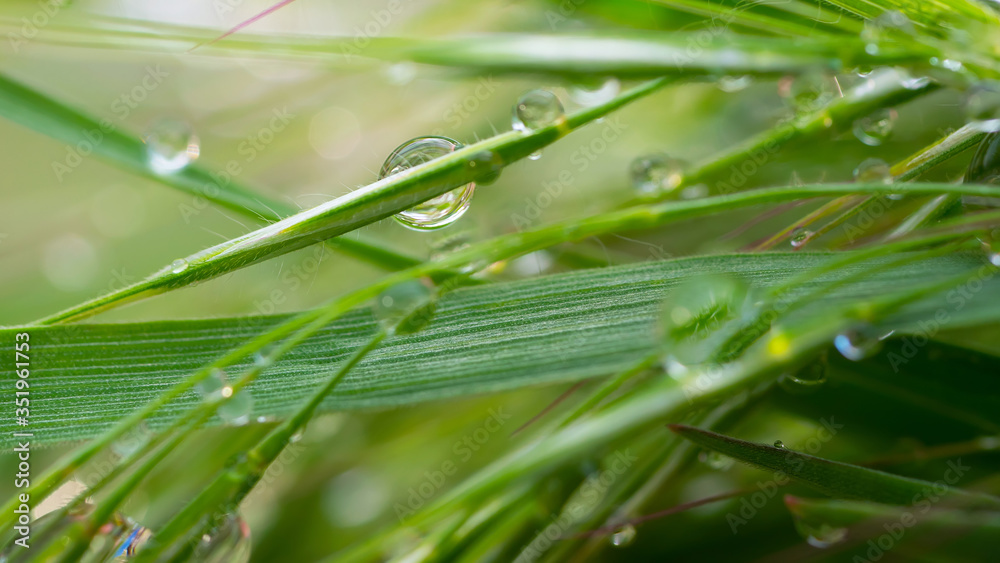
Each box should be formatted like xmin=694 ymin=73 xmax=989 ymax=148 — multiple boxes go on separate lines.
xmin=466 ymin=150 xmax=503 ymax=185
xmin=965 ymin=81 xmax=1000 ymax=121
xmin=853 ymin=158 xmax=893 ymax=184
xmin=834 ymin=327 xmax=883 ymax=361
xmin=698 ymin=450 xmax=734 ymax=470
xmin=170 ymin=259 xmax=189 ymax=274
xmin=528 ymin=150 xmax=543 ymax=161
xmin=144 ymin=118 xmax=200 ymax=175
xmin=773 ymin=440 xmax=785 ymax=449
xmin=781 ymin=72 xmax=839 ymax=112
xmin=0 ymin=505 xmax=152 ymax=560
xmin=790 ymin=228 xmax=812 ymax=249
xmin=569 ymin=77 xmax=620 ymax=107
xmin=852 ymin=108 xmax=897 ymax=146
xmin=901 ymin=75 xmax=932 ymax=90
xmin=512 ymin=89 xmax=565 ymax=133
xmin=609 ymin=523 xmax=637 ymax=547
xmin=196 ymin=368 xmax=227 ymax=400
xmin=193 ymin=512 xmax=252 ymax=563
xmin=717 ymin=75 xmax=753 ymax=93
xmin=778 ymin=354 xmax=829 ymax=393
xmin=629 ymin=153 xmax=686 ymax=196
xmin=379 ymin=136 xmax=475 ymax=230
xmin=794 ymin=518 xmax=848 ymax=549
xmin=218 ymin=389 xmax=254 ymax=426
xmin=372 ymin=280 xmax=435 ymax=334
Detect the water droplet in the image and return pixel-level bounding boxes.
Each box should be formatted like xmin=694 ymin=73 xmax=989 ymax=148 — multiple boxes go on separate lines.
xmin=794 ymin=518 xmax=848 ymax=548
xmin=853 ymin=158 xmax=893 ymax=184
xmin=379 ymin=136 xmax=475 ymax=230
xmin=773 ymin=440 xmax=785 ymax=449
xmin=144 ymin=118 xmax=200 ymax=174
xmin=196 ymin=369 xmax=227 ymax=400
xmin=965 ymin=81 xmax=1000 ymax=121
xmin=253 ymin=352 xmax=273 ymax=368
xmin=630 ymin=153 xmax=686 ymax=196
xmin=852 ymin=108 xmax=897 ymax=146
xmin=512 ymin=89 xmax=565 ymax=132
xmin=466 ymin=150 xmax=503 ymax=185
xmin=569 ymin=77 xmax=620 ymax=107
xmin=372 ymin=280 xmax=436 ymax=334
xmin=965 ymin=132 xmax=1000 ymax=188
xmin=778 ymin=354 xmax=829 ymax=393
xmin=193 ymin=512 xmax=252 ymax=563
xmin=0 ymin=505 xmax=152 ymax=560
xmin=790 ymin=228 xmax=812 ymax=248
xmin=219 ymin=389 xmax=253 ymax=426
xmin=528 ymin=150 xmax=542 ymax=161
xmin=834 ymin=327 xmax=883 ymax=361
xmin=901 ymin=75 xmax=932 ymax=90
xmin=698 ymin=450 xmax=734 ymax=470
xmin=609 ymin=523 xmax=636 ymax=547
xmin=170 ymin=259 xmax=189 ymax=274
xmin=717 ymin=75 xmax=753 ymax=93
xmin=782 ymin=72 xmax=839 ymax=112
xmin=680 ymin=184 xmax=708 ymax=200
xmin=289 ymin=430 xmax=304 ymax=444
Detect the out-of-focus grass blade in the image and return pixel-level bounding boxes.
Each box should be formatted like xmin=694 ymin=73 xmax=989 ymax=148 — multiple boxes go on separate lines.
xmin=0 ymin=72 xmax=420 ymax=271
xmin=669 ymin=424 xmax=1000 ymax=506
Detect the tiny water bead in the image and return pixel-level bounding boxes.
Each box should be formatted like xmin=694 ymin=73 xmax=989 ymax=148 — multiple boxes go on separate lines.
xmin=193 ymin=512 xmax=252 ymax=563
xmin=773 ymin=440 xmax=785 ymax=449
xmin=790 ymin=228 xmax=812 ymax=249
xmin=609 ymin=523 xmax=637 ymax=547
xmin=379 ymin=136 xmax=475 ymax=230
xmin=512 ymin=89 xmax=565 ymax=132
xmin=170 ymin=258 xmax=189 ymax=274
xmin=698 ymin=450 xmax=734 ymax=471
xmin=630 ymin=153 xmax=686 ymax=196
xmin=569 ymin=77 xmax=620 ymax=107
xmin=853 ymin=158 xmax=893 ymax=184
xmin=144 ymin=118 xmax=200 ymax=175
xmin=834 ymin=327 xmax=883 ymax=361
xmin=717 ymin=75 xmax=753 ymax=93
xmin=852 ymin=108 xmax=897 ymax=146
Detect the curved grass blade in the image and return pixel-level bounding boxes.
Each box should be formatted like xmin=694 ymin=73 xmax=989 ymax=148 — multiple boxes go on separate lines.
xmin=668 ymin=424 xmax=1000 ymax=506
xmin=34 ymin=77 xmax=673 ymax=324
xmin=0 ymin=72 xmax=419 ymax=272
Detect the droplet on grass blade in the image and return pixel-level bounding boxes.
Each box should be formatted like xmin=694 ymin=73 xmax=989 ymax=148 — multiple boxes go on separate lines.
xmin=773 ymin=440 xmax=785 ymax=449
xmin=170 ymin=259 xmax=189 ymax=274
xmin=852 ymin=109 xmax=897 ymax=146
xmin=569 ymin=77 xmax=620 ymax=107
xmin=144 ymin=118 xmax=200 ymax=174
xmin=372 ymin=279 xmax=436 ymax=335
xmin=793 ymin=518 xmax=848 ymax=548
xmin=630 ymin=153 xmax=686 ymax=196
xmin=218 ymin=388 xmax=254 ymax=426
xmin=834 ymin=327 xmax=883 ymax=361
xmin=790 ymin=228 xmax=812 ymax=248
xmin=512 ymin=89 xmax=565 ymax=132
xmin=609 ymin=523 xmax=636 ymax=547
xmin=853 ymin=158 xmax=893 ymax=184
xmin=379 ymin=136 xmax=475 ymax=230
xmin=193 ymin=512 xmax=251 ymax=563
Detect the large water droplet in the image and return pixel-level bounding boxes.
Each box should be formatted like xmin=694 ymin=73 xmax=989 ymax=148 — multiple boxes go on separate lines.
xmin=853 ymin=158 xmax=893 ymax=184
xmin=372 ymin=280 xmax=436 ymax=335
xmin=144 ymin=118 xmax=200 ymax=175
xmin=609 ymin=523 xmax=636 ymax=547
xmin=852 ymin=108 xmax=897 ymax=146
xmin=569 ymin=77 xmax=620 ymax=107
xmin=512 ymin=89 xmax=565 ymax=132
xmin=630 ymin=153 xmax=686 ymax=196
xmin=193 ymin=512 xmax=251 ymax=563
xmin=965 ymin=81 xmax=1000 ymax=121
xmin=218 ymin=389 xmax=254 ymax=426
xmin=834 ymin=327 xmax=883 ymax=361
xmin=170 ymin=259 xmax=189 ymax=274
xmin=794 ymin=518 xmax=848 ymax=548
xmin=379 ymin=136 xmax=475 ymax=230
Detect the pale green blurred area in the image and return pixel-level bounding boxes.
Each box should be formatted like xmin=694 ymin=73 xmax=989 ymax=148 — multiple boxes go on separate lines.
xmin=0 ymin=0 xmax=979 ymax=561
